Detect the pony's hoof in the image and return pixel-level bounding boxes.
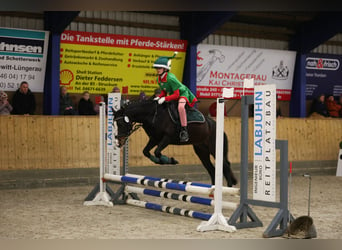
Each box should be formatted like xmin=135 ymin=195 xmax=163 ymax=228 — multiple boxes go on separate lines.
xmin=170 ymin=157 xmax=178 ymax=164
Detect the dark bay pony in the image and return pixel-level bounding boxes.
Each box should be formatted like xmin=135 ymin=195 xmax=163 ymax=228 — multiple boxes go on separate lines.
xmin=113 ymin=99 xmax=237 ymax=187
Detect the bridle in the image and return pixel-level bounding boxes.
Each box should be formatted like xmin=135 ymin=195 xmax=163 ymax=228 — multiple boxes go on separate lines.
xmin=114 ymin=114 xmax=142 ymax=146
xmin=113 ymin=101 xmax=159 ymax=147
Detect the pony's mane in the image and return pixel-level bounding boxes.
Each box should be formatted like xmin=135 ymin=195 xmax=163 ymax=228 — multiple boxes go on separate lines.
xmin=122 ymin=99 xmax=155 ymax=109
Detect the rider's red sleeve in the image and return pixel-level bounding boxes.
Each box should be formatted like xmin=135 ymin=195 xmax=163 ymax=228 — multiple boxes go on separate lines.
xmin=158 ymin=90 xmax=167 ymax=98
xmin=165 ymin=89 xmax=180 ymax=102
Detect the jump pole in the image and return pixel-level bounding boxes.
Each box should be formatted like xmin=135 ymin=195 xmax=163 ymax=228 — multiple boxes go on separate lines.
xmin=125 ymin=173 xmax=239 ymax=195
xmin=125 ymin=186 xmax=238 ymax=210
xmin=126 ymin=199 xmax=213 ymax=220
xmin=103 ymin=174 xmax=239 ymax=196
xmin=197 ymin=96 xmax=236 ymax=233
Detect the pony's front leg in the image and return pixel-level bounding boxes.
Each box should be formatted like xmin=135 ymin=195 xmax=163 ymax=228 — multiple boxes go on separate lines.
xmin=153 ymin=137 xmax=178 ymax=165
xmin=142 ymin=138 xmax=175 ymax=164
xmin=143 ymin=138 xmax=158 ymax=163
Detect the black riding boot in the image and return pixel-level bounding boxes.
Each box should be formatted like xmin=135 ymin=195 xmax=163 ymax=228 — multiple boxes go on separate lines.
xmin=180 ymin=126 xmax=189 ymax=142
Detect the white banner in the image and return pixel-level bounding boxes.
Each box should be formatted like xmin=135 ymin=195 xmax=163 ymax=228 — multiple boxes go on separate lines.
xmin=107 ymin=93 xmax=121 ymax=176
xmin=0 ymin=27 xmax=49 ymax=92
xmin=253 ymin=84 xmax=276 ymax=202
xmin=196 ymin=44 xmax=296 ymax=100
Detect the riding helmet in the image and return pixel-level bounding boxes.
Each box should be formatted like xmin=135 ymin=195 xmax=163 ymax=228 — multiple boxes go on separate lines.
xmin=153 ymin=52 xmax=178 ymax=70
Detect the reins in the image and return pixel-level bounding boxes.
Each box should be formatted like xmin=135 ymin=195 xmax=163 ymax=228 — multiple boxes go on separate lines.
xmin=152 ymin=101 xmax=158 ymax=124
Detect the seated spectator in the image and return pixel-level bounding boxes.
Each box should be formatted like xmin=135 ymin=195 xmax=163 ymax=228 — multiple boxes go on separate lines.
xmin=310 ymin=94 xmax=329 ymax=117
xmin=60 ymin=86 xmax=76 ymax=115
xmin=11 ymin=81 xmax=36 ymax=115
xmin=338 ymin=95 xmax=342 ymax=117
xmin=0 ymin=90 xmax=13 ymax=115
xmin=208 ymin=101 xmax=228 ymax=117
xmin=78 ymin=91 xmax=96 ymax=115
xmin=325 ymin=94 xmax=341 ymax=118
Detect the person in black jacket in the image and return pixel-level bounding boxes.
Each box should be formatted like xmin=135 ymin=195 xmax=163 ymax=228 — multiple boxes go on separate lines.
xmin=78 ymin=91 xmax=96 ymax=115
xmin=11 ymin=81 xmax=36 ymax=115
xmin=310 ymin=93 xmax=329 ymax=117
xmin=60 ymin=86 xmax=76 ymax=115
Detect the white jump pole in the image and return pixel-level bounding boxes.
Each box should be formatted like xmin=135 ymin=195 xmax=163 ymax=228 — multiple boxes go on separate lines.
xmin=84 ymin=102 xmax=113 ymax=206
xmin=197 ymin=95 xmax=236 ymax=233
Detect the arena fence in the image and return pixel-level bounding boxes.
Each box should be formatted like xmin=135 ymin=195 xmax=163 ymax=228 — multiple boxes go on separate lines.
xmin=0 ymin=115 xmax=341 ymax=171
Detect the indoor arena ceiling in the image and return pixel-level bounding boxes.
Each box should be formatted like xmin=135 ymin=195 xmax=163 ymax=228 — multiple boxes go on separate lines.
xmin=1 ymin=11 xmax=341 ymax=48
xmin=143 ymin=11 xmax=339 ymax=45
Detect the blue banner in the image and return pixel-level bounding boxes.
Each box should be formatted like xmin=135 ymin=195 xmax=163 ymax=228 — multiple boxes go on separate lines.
xmin=306 ymin=53 xmax=342 ymax=100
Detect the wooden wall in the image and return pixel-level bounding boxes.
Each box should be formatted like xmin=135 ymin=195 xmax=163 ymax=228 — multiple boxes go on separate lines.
xmin=0 ymin=116 xmax=99 ymax=170
xmin=0 ymin=116 xmax=341 ymax=170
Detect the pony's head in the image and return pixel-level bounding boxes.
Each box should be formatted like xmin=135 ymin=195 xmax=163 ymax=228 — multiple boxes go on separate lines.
xmin=113 ymin=107 xmax=141 ymax=147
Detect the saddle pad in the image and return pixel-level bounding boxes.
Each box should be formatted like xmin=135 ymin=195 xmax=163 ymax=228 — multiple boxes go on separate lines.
xmin=167 ymin=104 xmax=205 ymax=124
xmin=187 ymin=108 xmax=206 ymax=123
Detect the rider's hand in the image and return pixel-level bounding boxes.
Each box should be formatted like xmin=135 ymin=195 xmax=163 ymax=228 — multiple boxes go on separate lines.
xmin=153 ymin=96 xmax=160 ymax=101
xmin=158 ymin=97 xmax=165 ymax=104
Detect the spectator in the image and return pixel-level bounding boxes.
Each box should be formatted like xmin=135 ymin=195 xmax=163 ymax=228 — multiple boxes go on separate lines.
xmin=112 ymin=85 xmax=129 ymax=106
xmin=150 ymin=88 xmax=161 ymax=100
xmin=112 ymin=86 xmax=120 ymax=93
xmin=338 ymin=95 xmax=342 ymax=117
xmin=0 ymin=90 xmax=13 ymax=115
xmin=325 ymin=94 xmax=341 ymax=118
xmin=78 ymin=91 xmax=96 ymax=115
xmin=94 ymin=95 xmax=105 ymax=114
xmin=59 ymin=86 xmax=76 ymax=115
xmin=139 ymin=91 xmax=147 ymax=101
xmin=11 ymin=81 xmax=36 ymax=115
xmin=310 ymin=94 xmax=329 ymax=117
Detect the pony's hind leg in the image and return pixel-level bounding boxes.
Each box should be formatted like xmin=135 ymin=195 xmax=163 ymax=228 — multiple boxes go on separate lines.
xmin=222 ymin=133 xmax=237 ymax=186
xmin=222 ymin=157 xmax=237 ymax=187
xmin=193 ymin=145 xmax=215 ymax=185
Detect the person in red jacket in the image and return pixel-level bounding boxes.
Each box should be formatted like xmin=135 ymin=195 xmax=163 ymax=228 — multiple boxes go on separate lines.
xmin=325 ymin=95 xmax=341 ymax=118
xmin=338 ymin=95 xmax=342 ymax=117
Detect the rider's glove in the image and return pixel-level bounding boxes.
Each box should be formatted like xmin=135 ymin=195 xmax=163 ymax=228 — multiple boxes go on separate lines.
xmin=158 ymin=97 xmax=165 ymax=104
xmin=153 ymin=96 xmax=160 ymax=101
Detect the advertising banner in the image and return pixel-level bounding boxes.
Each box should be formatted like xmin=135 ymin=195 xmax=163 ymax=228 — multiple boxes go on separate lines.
xmin=305 ymin=53 xmax=342 ymax=99
xmin=60 ymin=30 xmax=187 ymax=96
xmin=107 ymin=93 xmax=121 ymax=176
xmin=196 ymin=44 xmax=296 ymax=100
xmin=0 ymin=27 xmax=49 ymax=92
xmin=253 ymin=84 xmax=276 ymax=202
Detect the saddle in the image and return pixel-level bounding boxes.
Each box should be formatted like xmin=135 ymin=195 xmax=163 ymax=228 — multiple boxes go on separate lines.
xmin=166 ymin=101 xmax=205 ymax=124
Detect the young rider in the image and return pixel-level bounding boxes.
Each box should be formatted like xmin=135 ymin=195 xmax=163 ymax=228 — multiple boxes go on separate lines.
xmin=153 ymin=52 xmax=198 ymax=142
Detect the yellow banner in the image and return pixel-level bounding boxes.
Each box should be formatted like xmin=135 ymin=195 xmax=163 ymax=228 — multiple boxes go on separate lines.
xmin=60 ymin=30 xmax=187 ymax=96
